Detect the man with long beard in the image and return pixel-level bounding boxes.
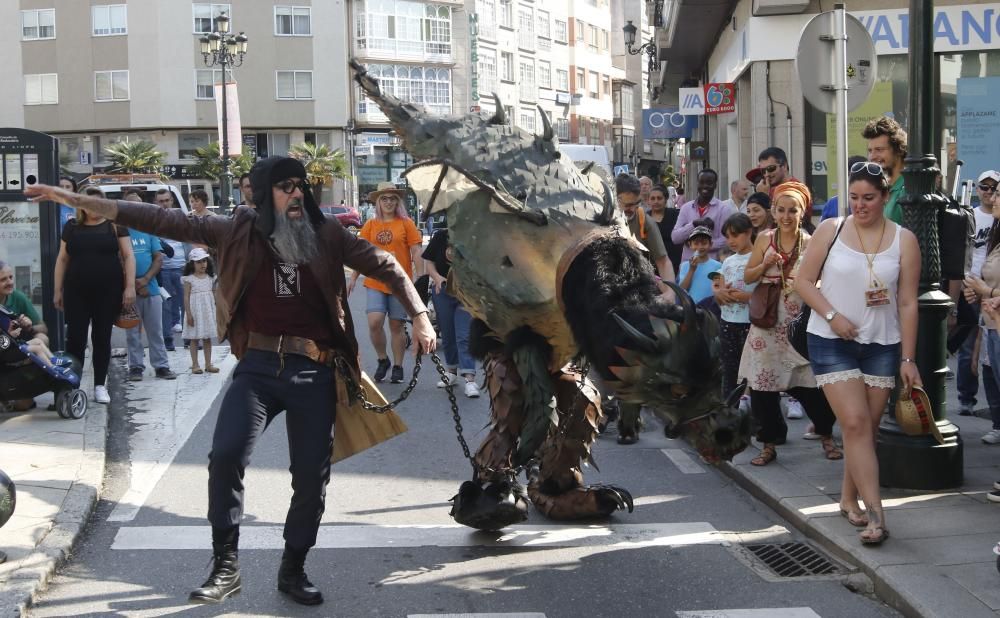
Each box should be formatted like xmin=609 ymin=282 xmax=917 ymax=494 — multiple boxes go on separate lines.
xmin=24 ymin=156 xmax=436 ymax=607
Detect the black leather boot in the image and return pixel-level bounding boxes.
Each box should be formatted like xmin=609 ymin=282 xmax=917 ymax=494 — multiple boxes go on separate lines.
xmin=277 ymin=545 xmax=323 ymax=605
xmin=189 ymin=542 xmax=241 ymax=604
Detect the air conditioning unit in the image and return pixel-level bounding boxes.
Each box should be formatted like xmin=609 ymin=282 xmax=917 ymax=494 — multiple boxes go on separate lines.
xmin=752 ymin=0 xmax=809 ymax=16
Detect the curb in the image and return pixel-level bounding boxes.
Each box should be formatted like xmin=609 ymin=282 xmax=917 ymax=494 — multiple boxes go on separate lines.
xmin=0 ymin=401 xmax=108 ymax=618
xmin=718 ymin=460 xmax=925 ymax=618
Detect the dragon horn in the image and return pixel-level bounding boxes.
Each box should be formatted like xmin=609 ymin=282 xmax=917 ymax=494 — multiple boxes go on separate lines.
xmin=665 ymin=281 xmax=697 ymax=330
xmin=537 ymin=105 xmax=554 ymax=141
xmin=612 ymin=312 xmax=658 ymax=353
xmin=489 ymin=93 xmax=506 ymax=125
xmin=595 ymin=177 xmax=616 ymax=225
xmin=581 ymin=161 xmax=596 ymax=176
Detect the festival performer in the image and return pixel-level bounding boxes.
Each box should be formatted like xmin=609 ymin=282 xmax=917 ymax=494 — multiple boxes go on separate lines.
xmin=24 ymin=156 xmax=435 ymax=607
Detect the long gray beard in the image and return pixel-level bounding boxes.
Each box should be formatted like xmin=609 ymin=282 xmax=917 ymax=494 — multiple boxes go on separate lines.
xmin=271 ymin=212 xmax=319 ymax=264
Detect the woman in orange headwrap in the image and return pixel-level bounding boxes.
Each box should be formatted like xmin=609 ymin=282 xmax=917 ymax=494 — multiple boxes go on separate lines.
xmin=739 ymin=181 xmax=841 ymax=467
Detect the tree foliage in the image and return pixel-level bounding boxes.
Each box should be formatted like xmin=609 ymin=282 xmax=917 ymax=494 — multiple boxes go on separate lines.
xmin=187 ymin=142 xmax=255 ymax=182
xmin=103 ymin=140 xmax=166 ymax=174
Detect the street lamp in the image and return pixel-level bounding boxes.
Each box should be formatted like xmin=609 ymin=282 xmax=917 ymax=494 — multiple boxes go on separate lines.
xmin=199 ymin=11 xmax=248 ymax=212
xmin=623 ymin=21 xmax=658 ymax=76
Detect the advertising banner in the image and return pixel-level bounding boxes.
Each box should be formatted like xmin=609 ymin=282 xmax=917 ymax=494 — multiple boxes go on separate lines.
xmin=957 ymin=76 xmax=1000 ymax=185
xmin=642 ymin=108 xmax=697 ymax=140
xmin=824 ymin=80 xmax=894 ymax=197
xmin=214 ymin=81 xmax=242 ymax=157
xmin=678 ymin=84 xmax=736 ymax=115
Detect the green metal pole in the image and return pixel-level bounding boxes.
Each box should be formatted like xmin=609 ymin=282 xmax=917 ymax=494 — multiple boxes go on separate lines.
xmin=877 ymin=0 xmax=963 ymax=489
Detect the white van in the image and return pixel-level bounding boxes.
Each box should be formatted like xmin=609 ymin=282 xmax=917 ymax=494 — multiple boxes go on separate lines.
xmin=77 ymin=174 xmax=189 ymax=214
xmin=557 ymin=144 xmax=614 ymax=180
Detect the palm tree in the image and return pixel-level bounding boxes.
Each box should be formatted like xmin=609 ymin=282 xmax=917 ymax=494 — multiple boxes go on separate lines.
xmin=288 ymin=142 xmax=349 ymax=204
xmin=187 ymin=142 xmax=255 ymax=183
xmin=103 ymin=140 xmax=166 ymax=174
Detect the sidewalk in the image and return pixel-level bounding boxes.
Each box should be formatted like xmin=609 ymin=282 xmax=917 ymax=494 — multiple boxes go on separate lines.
xmin=721 ymin=359 xmax=1000 ymax=618
xmin=0 ymin=342 xmax=234 ymax=618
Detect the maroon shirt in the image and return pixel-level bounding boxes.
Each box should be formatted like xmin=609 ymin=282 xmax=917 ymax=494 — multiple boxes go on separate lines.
xmin=243 ymin=254 xmax=334 ymax=346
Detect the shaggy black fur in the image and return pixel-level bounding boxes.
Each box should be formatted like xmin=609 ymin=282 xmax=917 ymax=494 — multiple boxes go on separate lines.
xmin=560 ymin=236 xmax=678 ymax=382
xmin=468 ymin=318 xmax=503 ymax=360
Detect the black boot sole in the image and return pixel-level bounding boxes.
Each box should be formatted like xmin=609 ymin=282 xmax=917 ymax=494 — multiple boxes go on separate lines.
xmin=277 ymin=582 xmax=324 ymax=605
xmin=188 ymin=584 xmax=241 ymax=604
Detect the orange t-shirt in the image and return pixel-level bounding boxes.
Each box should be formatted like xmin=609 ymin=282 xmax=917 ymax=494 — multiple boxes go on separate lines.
xmin=359 ymin=217 xmax=422 ymax=294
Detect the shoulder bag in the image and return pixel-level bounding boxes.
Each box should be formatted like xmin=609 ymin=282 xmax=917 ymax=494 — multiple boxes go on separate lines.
xmin=748 ymin=233 xmax=787 ymax=329
xmin=788 ymin=219 xmax=846 ymax=359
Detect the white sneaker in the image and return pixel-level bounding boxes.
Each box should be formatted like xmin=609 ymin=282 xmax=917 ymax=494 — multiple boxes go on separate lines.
xmin=983 ymin=429 xmax=1000 ymax=445
xmin=464 ymin=381 xmax=481 ymax=398
xmin=94 ymin=385 xmax=110 ymax=404
xmin=437 ymin=372 xmax=457 ymax=388
xmin=738 ymin=395 xmax=751 ymax=414
xmin=785 ymin=397 xmax=805 ymax=419
xmin=172 ymin=323 xmax=183 ymax=333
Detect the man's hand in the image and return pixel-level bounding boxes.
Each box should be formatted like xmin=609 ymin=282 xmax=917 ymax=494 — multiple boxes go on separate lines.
xmin=123 ymin=286 xmax=136 ymax=308
xmin=411 ymin=312 xmax=437 ymax=355
xmin=23 ymin=184 xmax=75 ymax=205
xmin=54 ymin=290 xmax=64 ymax=311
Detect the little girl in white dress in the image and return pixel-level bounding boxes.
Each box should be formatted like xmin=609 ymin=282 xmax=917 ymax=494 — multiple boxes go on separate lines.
xmin=182 ymin=248 xmax=219 ymax=374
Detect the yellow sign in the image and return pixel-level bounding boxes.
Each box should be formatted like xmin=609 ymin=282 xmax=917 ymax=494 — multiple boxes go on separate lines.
xmin=825 ymin=80 xmax=894 ymax=197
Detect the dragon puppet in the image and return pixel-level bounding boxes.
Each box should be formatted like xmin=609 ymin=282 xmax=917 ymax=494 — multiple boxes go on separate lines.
xmin=351 ymin=61 xmax=752 ymax=531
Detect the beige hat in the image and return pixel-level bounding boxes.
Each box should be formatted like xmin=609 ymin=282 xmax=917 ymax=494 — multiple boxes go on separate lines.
xmin=895 ymin=385 xmax=944 ymax=444
xmin=367 ymin=182 xmax=407 ymax=203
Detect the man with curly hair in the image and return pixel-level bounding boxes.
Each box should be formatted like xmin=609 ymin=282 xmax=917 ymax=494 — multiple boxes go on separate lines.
xmin=862 ymin=116 xmax=908 ymax=224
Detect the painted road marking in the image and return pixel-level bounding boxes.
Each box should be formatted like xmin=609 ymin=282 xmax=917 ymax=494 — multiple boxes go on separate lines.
xmin=661 ymin=448 xmax=707 ymax=474
xmin=107 ymin=350 xmax=236 ymax=522
xmin=409 ymin=615 xmax=546 ymax=618
xmin=112 ymin=522 xmax=721 ymax=550
xmin=676 ymin=609 xmax=821 ymax=618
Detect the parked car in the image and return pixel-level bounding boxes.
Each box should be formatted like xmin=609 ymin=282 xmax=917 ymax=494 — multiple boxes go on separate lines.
xmin=323 ymin=204 xmax=361 ymax=234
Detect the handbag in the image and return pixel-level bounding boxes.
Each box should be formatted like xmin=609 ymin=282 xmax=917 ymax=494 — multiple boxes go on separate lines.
xmin=788 ymin=219 xmax=846 ymax=358
xmin=115 ymin=304 xmax=140 ymax=330
xmin=749 ymin=283 xmax=780 ymax=328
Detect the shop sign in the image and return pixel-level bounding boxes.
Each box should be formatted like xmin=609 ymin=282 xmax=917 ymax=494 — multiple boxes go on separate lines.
xmin=642 ymin=108 xmax=697 ymax=140
xmin=357 ymin=133 xmax=402 ymax=148
xmin=679 ymin=84 xmax=736 ymax=116
xmin=358 ymin=166 xmax=389 ymax=185
xmin=469 ymin=14 xmax=479 ymax=103
xmin=556 ymin=93 xmax=572 ymax=105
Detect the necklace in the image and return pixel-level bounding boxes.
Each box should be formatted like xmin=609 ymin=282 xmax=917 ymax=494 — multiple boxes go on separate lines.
xmin=855 ymin=217 xmax=890 ymax=307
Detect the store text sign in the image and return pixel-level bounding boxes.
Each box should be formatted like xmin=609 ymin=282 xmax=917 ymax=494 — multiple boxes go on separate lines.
xmin=857 ymin=6 xmax=1000 ymax=54
xmin=678 ymin=83 xmax=736 ymax=116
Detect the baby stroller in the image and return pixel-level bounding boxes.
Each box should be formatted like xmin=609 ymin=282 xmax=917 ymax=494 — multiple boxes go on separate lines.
xmin=0 ymin=305 xmax=87 ymax=420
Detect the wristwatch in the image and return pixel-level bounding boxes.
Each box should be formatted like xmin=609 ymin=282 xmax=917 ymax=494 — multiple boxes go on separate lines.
xmin=824 ymin=310 xmax=838 ymax=322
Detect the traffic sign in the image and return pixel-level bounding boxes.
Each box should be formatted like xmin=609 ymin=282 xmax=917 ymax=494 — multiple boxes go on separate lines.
xmin=796 ymin=10 xmax=877 ymax=114
xmin=613 ymin=165 xmax=630 ymax=176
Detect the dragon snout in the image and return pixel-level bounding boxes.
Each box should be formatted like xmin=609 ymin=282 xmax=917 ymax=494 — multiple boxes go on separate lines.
xmin=682 ymin=405 xmax=753 ymax=465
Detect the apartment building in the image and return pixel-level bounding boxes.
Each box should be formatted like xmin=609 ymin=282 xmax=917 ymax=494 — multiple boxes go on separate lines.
xmin=3 ymin=1 xmax=351 ymax=205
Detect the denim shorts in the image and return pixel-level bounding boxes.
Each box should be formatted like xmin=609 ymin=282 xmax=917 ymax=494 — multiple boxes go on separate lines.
xmin=365 ymin=287 xmax=407 ymax=321
xmin=807 ymin=333 xmax=900 ymax=389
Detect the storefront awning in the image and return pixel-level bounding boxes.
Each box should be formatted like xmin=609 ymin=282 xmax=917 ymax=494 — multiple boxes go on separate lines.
xmin=654 ymin=0 xmax=739 ymax=102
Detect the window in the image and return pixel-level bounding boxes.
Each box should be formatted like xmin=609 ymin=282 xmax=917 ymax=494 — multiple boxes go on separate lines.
xmin=578 ymin=118 xmax=588 ymax=144
xmin=519 ymin=109 xmax=535 ymax=132
xmin=178 ymin=133 xmax=213 ymax=160
xmin=478 ymin=0 xmax=496 ymax=39
xmin=424 ymin=6 xmax=451 ymax=55
xmin=555 ymin=68 xmax=568 ymax=91
xmin=92 ymin=5 xmax=127 ymax=36
xmin=499 ymin=0 xmax=513 ymax=29
xmin=359 ymin=64 xmax=452 ymax=116
xmin=554 ymin=19 xmax=567 ymax=43
xmin=193 ymin=4 xmax=230 ymax=33
xmin=478 ymin=49 xmax=497 ymax=95
xmin=602 ymin=75 xmax=610 ymax=98
xmin=620 ymin=84 xmax=634 ymax=118
xmin=504 ymin=105 xmax=515 ymax=126
xmin=588 ymin=25 xmax=598 ymax=53
xmin=517 ymin=6 xmax=534 ymax=50
xmin=356 ymin=1 xmax=453 ymax=61
xmin=536 ymin=10 xmax=550 ymax=39
xmin=269 ymin=133 xmax=291 ymax=158
xmin=538 ymin=60 xmax=551 ymax=89
xmin=195 ymin=69 xmax=223 ymax=99
xmin=25 ymin=74 xmax=58 ymax=105
xmin=501 ymin=52 xmax=514 ymax=82
xmin=518 ymin=60 xmax=535 ymax=102
xmin=22 ymin=9 xmax=55 ymax=40
xmin=589 ymin=71 xmax=599 ymax=97
xmin=555 ymin=118 xmax=569 ymax=140
xmin=275 ymin=6 xmax=311 ymax=35
xmin=600 ymin=28 xmax=609 ymax=51
xmin=95 ymin=70 xmax=129 ymax=101
xmin=575 ymin=69 xmax=585 ymax=92
xmin=575 ymin=20 xmax=584 ymax=42
xmin=276 ymin=71 xmax=313 ymax=100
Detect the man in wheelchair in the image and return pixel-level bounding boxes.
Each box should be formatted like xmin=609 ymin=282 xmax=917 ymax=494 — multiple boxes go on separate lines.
xmin=0 ymin=305 xmax=86 ymax=419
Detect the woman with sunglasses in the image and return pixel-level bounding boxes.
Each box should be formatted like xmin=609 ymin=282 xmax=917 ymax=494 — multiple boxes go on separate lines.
xmin=739 ymin=181 xmax=841 ymax=468
xmin=795 ymin=162 xmax=921 ymax=546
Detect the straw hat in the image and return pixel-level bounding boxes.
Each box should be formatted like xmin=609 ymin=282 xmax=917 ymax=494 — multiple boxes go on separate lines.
xmin=368 ymin=182 xmax=407 ymax=203
xmin=895 ymin=385 xmax=944 ymax=444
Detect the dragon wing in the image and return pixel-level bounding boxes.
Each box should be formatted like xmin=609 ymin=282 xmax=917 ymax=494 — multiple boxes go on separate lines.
xmin=402 ymin=159 xmax=545 ymax=225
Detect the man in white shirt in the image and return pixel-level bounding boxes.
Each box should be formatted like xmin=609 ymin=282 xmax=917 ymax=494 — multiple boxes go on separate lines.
xmin=721 ymin=179 xmax=752 ymax=213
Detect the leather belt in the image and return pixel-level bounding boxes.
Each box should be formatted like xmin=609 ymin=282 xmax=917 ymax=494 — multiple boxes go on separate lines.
xmin=246 ymin=332 xmax=335 ymax=367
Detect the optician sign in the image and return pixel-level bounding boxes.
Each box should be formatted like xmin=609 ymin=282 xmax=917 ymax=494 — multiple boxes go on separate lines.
xmin=642 ymin=108 xmax=697 ymax=140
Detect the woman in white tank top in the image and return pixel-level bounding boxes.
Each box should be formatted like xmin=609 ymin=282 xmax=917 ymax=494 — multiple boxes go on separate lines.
xmin=795 ymin=163 xmax=922 ymax=547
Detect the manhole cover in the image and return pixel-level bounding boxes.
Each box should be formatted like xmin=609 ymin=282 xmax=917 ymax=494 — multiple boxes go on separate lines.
xmin=744 ymin=542 xmax=840 ymax=577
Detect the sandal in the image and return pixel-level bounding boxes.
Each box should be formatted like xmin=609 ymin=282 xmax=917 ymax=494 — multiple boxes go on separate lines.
xmin=751 ymin=444 xmax=777 ymax=466
xmin=191 ymin=367 xmax=204 ymax=375
xmin=840 ymin=507 xmax=869 ymax=527
xmin=860 ymin=526 xmax=890 ymax=545
xmin=205 ymin=365 xmax=220 ymax=374
xmin=821 ymin=436 xmax=844 ymax=460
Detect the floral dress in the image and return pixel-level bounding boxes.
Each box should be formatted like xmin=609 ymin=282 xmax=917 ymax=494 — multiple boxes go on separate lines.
xmin=737 ymin=238 xmax=817 ymax=392
xmin=181 ymin=274 xmax=218 ymax=340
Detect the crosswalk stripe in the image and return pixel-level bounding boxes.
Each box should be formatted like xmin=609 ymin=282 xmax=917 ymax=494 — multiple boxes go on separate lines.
xmin=676 ymin=609 xmax=821 ymax=617
xmin=661 ymin=448 xmax=707 ymax=474
xmin=111 ymin=522 xmax=721 ymax=551
xmin=409 ymin=614 xmax=546 ymax=618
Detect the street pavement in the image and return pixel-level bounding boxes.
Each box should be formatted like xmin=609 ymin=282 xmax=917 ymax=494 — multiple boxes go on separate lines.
xmin=0 ymin=289 xmax=994 ymax=616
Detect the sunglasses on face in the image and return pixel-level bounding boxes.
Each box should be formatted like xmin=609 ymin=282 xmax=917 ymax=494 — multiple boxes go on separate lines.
xmin=274 ymin=179 xmax=308 ymax=195
xmin=979 ymin=184 xmax=997 ymax=193
xmin=850 ymin=161 xmax=885 ymax=176
xmin=761 ymin=164 xmax=780 ymax=174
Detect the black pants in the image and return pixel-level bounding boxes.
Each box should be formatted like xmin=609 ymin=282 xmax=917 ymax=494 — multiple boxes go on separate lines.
xmin=208 ymin=349 xmax=336 ymax=551
xmin=750 ymin=386 xmax=835 ymax=444
xmin=63 ymin=283 xmax=121 ymax=387
xmin=719 ymin=320 xmax=751 ymax=398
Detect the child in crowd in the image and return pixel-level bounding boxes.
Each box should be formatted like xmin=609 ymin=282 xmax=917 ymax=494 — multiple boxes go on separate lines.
xmin=678 ymin=224 xmax=722 ymax=303
xmin=712 ymin=213 xmax=757 ymax=402
xmin=182 ymin=248 xmax=218 ymax=374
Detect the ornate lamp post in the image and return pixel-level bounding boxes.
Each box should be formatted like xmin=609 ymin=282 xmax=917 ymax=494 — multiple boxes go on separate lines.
xmin=622 ymin=21 xmax=658 ymax=75
xmin=876 ymin=0 xmax=963 ymax=489
xmin=200 ymin=11 xmax=248 ymax=212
